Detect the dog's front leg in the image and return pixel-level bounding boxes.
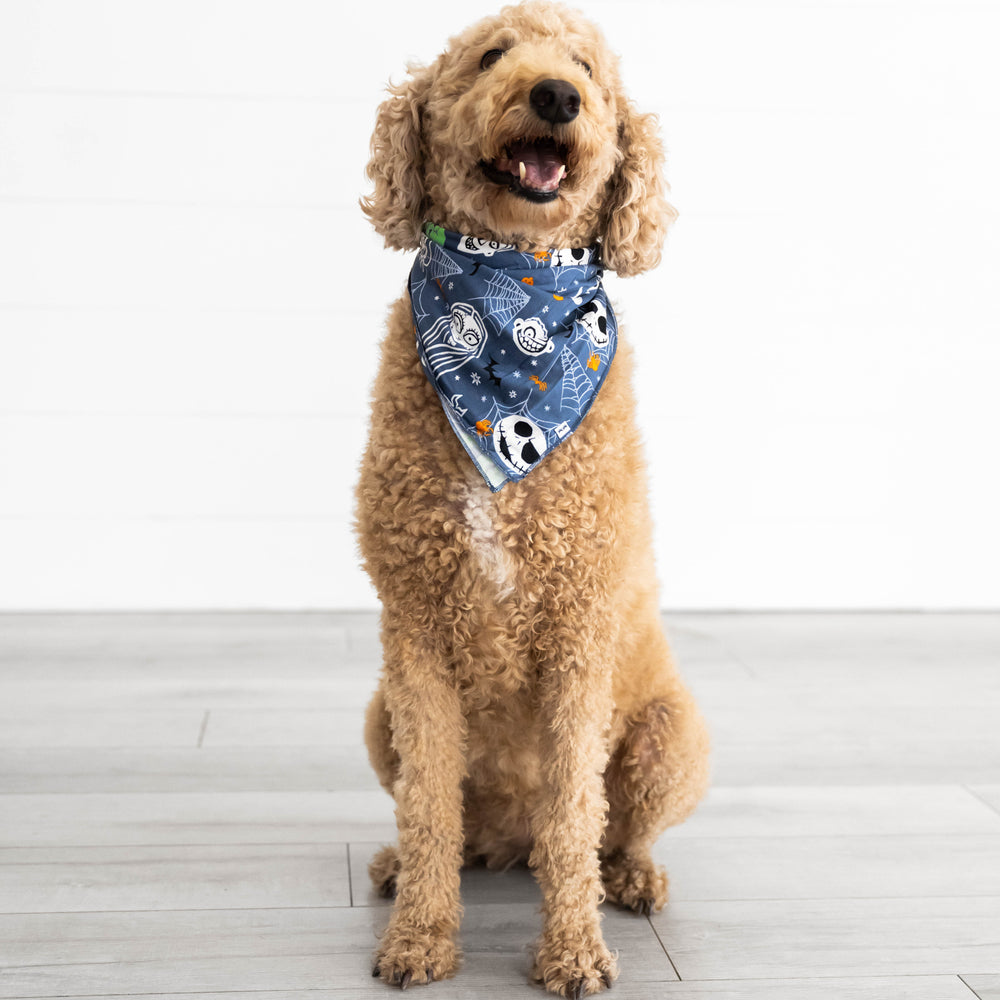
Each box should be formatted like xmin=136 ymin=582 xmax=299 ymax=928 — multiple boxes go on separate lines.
xmin=530 ymin=642 xmax=618 ymax=998
xmin=373 ymin=628 xmax=466 ymax=988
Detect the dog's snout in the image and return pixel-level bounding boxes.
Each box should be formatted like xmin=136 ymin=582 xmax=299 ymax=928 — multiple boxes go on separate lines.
xmin=529 ymin=79 xmax=580 ymax=124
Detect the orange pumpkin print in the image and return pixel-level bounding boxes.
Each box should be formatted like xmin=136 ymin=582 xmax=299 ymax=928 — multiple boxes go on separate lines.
xmin=587 ymin=354 xmax=600 ymax=371
xmin=521 ymin=276 xmax=534 ymax=286
xmin=534 ymin=251 xmax=551 ymax=261
xmin=529 ymin=375 xmax=548 ymax=391
xmin=475 ymin=418 xmax=493 ymax=436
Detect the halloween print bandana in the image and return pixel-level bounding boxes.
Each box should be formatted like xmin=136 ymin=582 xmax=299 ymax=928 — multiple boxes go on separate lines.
xmin=410 ymin=223 xmax=618 ymax=491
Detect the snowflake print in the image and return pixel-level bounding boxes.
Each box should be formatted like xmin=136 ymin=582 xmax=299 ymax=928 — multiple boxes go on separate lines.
xmin=470 ymin=373 xmax=481 ymax=385
xmin=544 ymin=405 xmax=551 ymax=411
xmin=481 ymin=395 xmax=487 ymax=402
xmin=509 ymin=390 xmax=517 ymax=399
xmin=454 ymin=374 xmax=461 ymax=381
xmin=530 ymin=360 xmax=538 ymax=367
xmin=500 ymin=349 xmax=506 ymax=355
xmin=542 ymin=305 xmax=549 ymax=314
xmin=511 ymin=371 xmax=520 ymax=378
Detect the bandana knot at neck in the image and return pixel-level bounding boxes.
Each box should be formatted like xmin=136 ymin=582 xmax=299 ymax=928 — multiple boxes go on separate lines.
xmin=410 ymin=223 xmax=618 ymax=491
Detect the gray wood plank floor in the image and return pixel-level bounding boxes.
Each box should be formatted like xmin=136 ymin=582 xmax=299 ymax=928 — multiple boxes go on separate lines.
xmin=1 ymin=611 xmax=998 ymax=1000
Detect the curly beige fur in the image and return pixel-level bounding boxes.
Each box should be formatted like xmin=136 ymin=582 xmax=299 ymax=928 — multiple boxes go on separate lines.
xmin=355 ymin=3 xmax=708 ymax=996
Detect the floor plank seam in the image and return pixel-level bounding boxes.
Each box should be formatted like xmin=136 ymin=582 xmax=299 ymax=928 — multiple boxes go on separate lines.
xmin=959 ymin=974 xmax=986 ymax=998
xmin=0 ymin=904 xmax=360 ymax=916
xmin=714 ymin=638 xmax=758 ymax=679
xmin=0 ymin=993 xmax=358 ymax=1000
xmin=0 ymin=840 xmax=367 ymax=849
xmin=196 ymin=711 xmax=210 ymax=749
xmin=673 ymin=973 xmax=992 ymax=984
xmin=648 ymin=892 xmax=1000 ymax=913
xmin=644 ymin=913 xmax=682 ymax=981
xmin=345 ymin=842 xmax=354 ymax=907
xmin=964 ymin=784 xmax=1000 ymax=820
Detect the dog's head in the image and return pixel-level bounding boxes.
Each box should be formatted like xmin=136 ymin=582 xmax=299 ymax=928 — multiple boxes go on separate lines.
xmin=361 ymin=0 xmax=675 ymax=276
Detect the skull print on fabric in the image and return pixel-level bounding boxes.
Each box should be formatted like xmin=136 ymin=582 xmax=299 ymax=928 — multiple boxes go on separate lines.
xmin=493 ymin=416 xmax=548 ymax=476
xmin=580 ymin=299 xmax=610 ymax=347
xmin=410 ymin=223 xmax=618 ymax=490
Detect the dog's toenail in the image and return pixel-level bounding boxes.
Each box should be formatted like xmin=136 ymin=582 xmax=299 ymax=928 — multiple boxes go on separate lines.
xmin=400 ymin=970 xmax=413 ymax=990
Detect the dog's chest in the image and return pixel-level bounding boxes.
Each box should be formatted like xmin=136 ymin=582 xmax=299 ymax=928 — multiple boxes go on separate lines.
xmin=462 ymin=487 xmax=515 ymax=599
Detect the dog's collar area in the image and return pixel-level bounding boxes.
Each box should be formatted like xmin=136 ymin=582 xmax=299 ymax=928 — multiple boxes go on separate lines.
xmin=480 ymin=137 xmax=569 ymax=203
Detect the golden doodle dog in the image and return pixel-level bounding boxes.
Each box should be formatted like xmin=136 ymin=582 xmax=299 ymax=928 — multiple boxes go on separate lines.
xmin=356 ymin=2 xmax=709 ymax=995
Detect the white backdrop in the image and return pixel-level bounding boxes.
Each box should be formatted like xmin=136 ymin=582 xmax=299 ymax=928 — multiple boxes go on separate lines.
xmin=1 ymin=0 xmax=998 ymax=609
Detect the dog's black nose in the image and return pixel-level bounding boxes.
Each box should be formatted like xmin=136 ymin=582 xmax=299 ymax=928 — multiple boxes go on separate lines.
xmin=530 ymin=79 xmax=580 ymax=124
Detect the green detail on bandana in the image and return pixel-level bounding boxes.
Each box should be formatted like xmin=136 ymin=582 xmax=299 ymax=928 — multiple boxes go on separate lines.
xmin=424 ymin=223 xmax=446 ymax=246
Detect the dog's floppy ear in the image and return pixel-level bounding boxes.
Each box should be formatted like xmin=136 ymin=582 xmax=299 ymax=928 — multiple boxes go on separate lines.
xmin=360 ymin=64 xmax=433 ymax=251
xmin=599 ymin=101 xmax=677 ymax=277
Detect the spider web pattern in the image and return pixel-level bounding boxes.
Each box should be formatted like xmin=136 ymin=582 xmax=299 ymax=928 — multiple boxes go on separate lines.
xmin=410 ymin=276 xmax=433 ymax=326
xmin=423 ymin=240 xmax=464 ymax=282
xmin=558 ymin=347 xmax=593 ymax=417
xmin=477 ymin=270 xmax=530 ymax=328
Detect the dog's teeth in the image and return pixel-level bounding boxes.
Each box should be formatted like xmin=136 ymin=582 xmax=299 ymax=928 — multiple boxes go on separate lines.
xmin=519 ymin=161 xmax=526 ymax=182
xmin=557 ymin=164 xmax=566 ymax=181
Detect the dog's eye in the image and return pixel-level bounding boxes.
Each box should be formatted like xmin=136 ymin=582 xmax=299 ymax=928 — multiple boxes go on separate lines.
xmin=480 ymin=49 xmax=504 ymax=70
xmin=575 ymin=58 xmax=592 ymax=77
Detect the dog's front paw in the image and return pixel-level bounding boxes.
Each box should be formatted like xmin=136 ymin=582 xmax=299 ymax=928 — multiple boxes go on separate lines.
xmin=373 ymin=927 xmax=459 ymax=989
xmin=601 ymin=850 xmax=669 ymax=916
xmin=533 ymin=934 xmax=617 ymax=997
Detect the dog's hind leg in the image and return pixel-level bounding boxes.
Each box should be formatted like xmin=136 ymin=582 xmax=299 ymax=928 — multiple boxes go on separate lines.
xmin=371 ymin=627 xmax=467 ymax=989
xmin=364 ymin=685 xmax=400 ymax=795
xmin=363 ymin=688 xmax=404 ymax=899
xmin=369 ymin=843 xmax=402 ymax=899
xmin=601 ymin=681 xmax=710 ymax=914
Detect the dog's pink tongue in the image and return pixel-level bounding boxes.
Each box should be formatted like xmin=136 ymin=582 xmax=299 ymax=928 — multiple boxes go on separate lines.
xmin=499 ymin=141 xmax=565 ymax=192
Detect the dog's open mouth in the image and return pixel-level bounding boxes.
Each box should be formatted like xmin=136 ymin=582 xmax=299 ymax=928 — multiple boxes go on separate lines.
xmin=480 ymin=137 xmax=569 ymax=203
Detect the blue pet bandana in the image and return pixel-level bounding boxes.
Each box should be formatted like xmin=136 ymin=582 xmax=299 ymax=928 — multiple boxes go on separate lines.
xmin=410 ymin=223 xmax=618 ymax=490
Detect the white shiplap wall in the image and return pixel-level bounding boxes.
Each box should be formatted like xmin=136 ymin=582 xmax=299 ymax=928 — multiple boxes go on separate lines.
xmin=1 ymin=0 xmax=998 ymax=609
